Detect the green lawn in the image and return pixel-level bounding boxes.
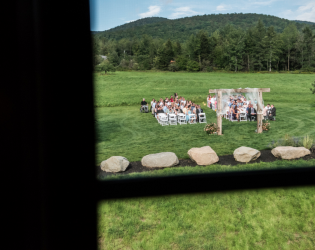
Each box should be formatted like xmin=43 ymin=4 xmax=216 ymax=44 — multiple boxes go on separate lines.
xmin=96 ymin=71 xmax=315 ymax=249
xmin=95 ymin=71 xmax=315 ymax=164
xmin=98 ymin=162 xmax=315 ymax=250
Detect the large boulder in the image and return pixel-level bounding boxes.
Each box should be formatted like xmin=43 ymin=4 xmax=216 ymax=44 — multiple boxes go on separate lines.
xmin=233 ymin=146 xmax=261 ymax=163
xmin=271 ymin=146 xmax=311 ymax=160
xmin=100 ymin=156 xmax=129 ymax=172
xmin=187 ymin=146 xmax=219 ymax=165
xmin=141 ymin=152 xmax=179 ymax=168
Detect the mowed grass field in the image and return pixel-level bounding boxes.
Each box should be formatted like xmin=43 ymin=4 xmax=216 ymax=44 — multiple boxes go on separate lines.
xmin=95 ymin=71 xmax=315 ymax=164
xmin=96 ymin=71 xmax=315 ymax=249
xmin=99 ymin=186 xmax=315 ymax=250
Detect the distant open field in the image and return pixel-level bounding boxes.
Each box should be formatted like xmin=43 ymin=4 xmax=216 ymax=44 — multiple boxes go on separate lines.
xmin=94 ymin=71 xmax=315 ymax=164
xmin=96 ymin=71 xmax=315 ymax=250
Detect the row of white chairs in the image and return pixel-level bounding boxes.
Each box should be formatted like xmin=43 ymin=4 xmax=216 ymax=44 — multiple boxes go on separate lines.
xmin=156 ymin=113 xmax=207 ymax=126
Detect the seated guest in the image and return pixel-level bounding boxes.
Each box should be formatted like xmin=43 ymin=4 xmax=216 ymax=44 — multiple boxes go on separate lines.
xmin=248 ymin=104 xmax=257 ymax=121
xmin=154 ymin=105 xmax=158 ymax=117
xmin=180 ymin=103 xmax=185 ymax=110
xmin=165 ymin=106 xmax=170 ymax=114
xmin=169 ymin=107 xmax=177 ymax=115
xmin=182 ymin=105 xmax=188 ymax=116
xmin=159 ymin=98 xmax=164 ymax=106
xmin=268 ymin=104 xmax=276 ymax=120
xmin=140 ymin=98 xmax=147 ymax=112
xmin=191 ymin=103 xmax=196 ymax=111
xmin=232 ymin=106 xmax=239 ymax=121
xmin=175 ymin=105 xmax=180 ymax=113
xmin=228 ymin=100 xmax=232 ymax=108
xmin=163 ymin=104 xmax=167 ymax=113
xmin=196 ymin=105 xmax=203 ymax=122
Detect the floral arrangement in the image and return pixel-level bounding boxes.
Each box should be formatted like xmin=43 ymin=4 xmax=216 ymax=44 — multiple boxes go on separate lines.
xmin=262 ymin=121 xmax=270 ymax=131
xmin=204 ymin=123 xmax=218 ymax=135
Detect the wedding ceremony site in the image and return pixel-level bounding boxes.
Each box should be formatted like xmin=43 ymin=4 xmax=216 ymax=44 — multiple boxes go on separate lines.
xmin=91 ymin=1 xmax=315 ymax=249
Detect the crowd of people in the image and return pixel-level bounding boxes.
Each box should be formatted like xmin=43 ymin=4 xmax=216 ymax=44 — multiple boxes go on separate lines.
xmin=140 ymin=93 xmax=204 ymax=123
xmin=207 ymin=94 xmax=276 ymax=121
xmin=140 ymin=93 xmax=276 ymax=124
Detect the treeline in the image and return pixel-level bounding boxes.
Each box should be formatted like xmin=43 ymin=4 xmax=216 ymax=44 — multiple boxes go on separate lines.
xmin=94 ymin=20 xmax=315 ymax=72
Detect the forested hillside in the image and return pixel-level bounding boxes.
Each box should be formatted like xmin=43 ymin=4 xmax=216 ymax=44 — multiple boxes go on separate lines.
xmin=93 ymin=14 xmax=315 ymax=73
xmin=94 ymin=14 xmax=315 ymax=42
xmin=105 ymin=17 xmax=168 ymax=33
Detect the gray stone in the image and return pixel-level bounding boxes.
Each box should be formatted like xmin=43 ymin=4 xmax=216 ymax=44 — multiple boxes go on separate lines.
xmin=100 ymin=156 xmax=129 ymax=172
xmin=187 ymin=146 xmax=219 ymax=165
xmin=271 ymin=146 xmax=310 ymax=160
xmin=233 ymin=146 xmax=261 ymax=163
xmin=141 ymin=152 xmax=179 ymax=168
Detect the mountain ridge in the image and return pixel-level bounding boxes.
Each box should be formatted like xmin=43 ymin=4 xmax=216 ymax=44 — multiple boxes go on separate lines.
xmin=94 ymin=13 xmax=315 ymax=42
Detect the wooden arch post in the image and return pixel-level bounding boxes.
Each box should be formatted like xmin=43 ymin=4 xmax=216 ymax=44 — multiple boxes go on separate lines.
xmin=209 ymin=88 xmax=270 ymax=135
xmin=217 ymin=91 xmax=222 ymax=135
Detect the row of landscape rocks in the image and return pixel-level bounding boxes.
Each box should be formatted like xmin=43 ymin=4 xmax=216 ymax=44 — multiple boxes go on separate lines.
xmin=100 ymin=146 xmax=311 ymax=173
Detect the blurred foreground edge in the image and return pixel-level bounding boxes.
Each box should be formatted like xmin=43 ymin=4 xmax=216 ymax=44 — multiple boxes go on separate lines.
xmin=2 ymin=0 xmax=315 ymax=250
xmin=97 ymin=166 xmax=315 ymax=200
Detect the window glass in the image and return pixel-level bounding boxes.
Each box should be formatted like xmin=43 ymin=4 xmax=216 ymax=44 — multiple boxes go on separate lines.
xmin=90 ymin=1 xmax=315 ymax=181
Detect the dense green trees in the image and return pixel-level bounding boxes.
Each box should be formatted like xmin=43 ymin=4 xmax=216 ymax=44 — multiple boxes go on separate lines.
xmin=93 ymin=18 xmax=315 ymax=72
xmin=101 ymin=61 xmax=116 ymax=74
xmin=95 ymin=14 xmax=315 ymax=42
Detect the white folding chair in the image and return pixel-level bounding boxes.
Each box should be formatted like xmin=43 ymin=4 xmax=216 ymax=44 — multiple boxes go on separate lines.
xmin=239 ymin=112 xmax=247 ymax=121
xmin=157 ymin=113 xmax=164 ymax=125
xmin=160 ymin=114 xmax=169 ymax=126
xmin=188 ymin=114 xmax=196 ymax=124
xmin=168 ymin=114 xmax=177 ymax=125
xmin=198 ymin=113 xmax=207 ymax=123
xmin=177 ymin=113 xmax=187 ymax=125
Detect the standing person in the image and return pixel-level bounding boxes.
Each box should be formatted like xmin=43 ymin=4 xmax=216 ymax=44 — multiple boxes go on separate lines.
xmin=246 ymin=104 xmax=252 ymax=121
xmin=151 ymin=99 xmax=156 ymax=116
xmin=207 ymin=95 xmax=211 ymax=108
xmin=140 ymin=98 xmax=147 ymax=112
xmin=262 ymin=105 xmax=268 ymax=120
xmin=150 ymin=98 xmax=155 ymax=113
xmin=232 ymin=106 xmax=239 ymax=121
xmin=268 ymin=104 xmax=276 ymax=120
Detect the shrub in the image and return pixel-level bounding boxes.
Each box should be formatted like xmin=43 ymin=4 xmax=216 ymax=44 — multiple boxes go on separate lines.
xmin=204 ymin=123 xmax=218 ymax=135
xmin=303 ymin=135 xmax=314 ymax=149
xmin=168 ymin=63 xmax=179 ymax=72
xmin=267 ymin=134 xmax=314 ymax=149
xmin=186 ymin=60 xmax=200 ymax=72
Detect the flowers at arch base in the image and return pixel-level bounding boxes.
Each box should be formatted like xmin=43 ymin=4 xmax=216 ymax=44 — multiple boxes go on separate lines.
xmin=204 ymin=123 xmax=218 ymax=135
xmin=262 ymin=121 xmax=270 ymax=131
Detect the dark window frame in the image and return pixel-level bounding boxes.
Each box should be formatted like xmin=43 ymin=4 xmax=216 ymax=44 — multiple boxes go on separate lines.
xmin=4 ymin=1 xmax=315 ymax=249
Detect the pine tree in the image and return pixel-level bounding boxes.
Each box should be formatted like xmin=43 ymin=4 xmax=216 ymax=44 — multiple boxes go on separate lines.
xmin=302 ymin=27 xmax=315 ymax=71
xmin=156 ymin=39 xmax=174 ymax=70
xmin=281 ymin=23 xmax=298 ymax=71
xmin=252 ymin=19 xmax=266 ymax=71
xmin=262 ymin=26 xmax=283 ymax=71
